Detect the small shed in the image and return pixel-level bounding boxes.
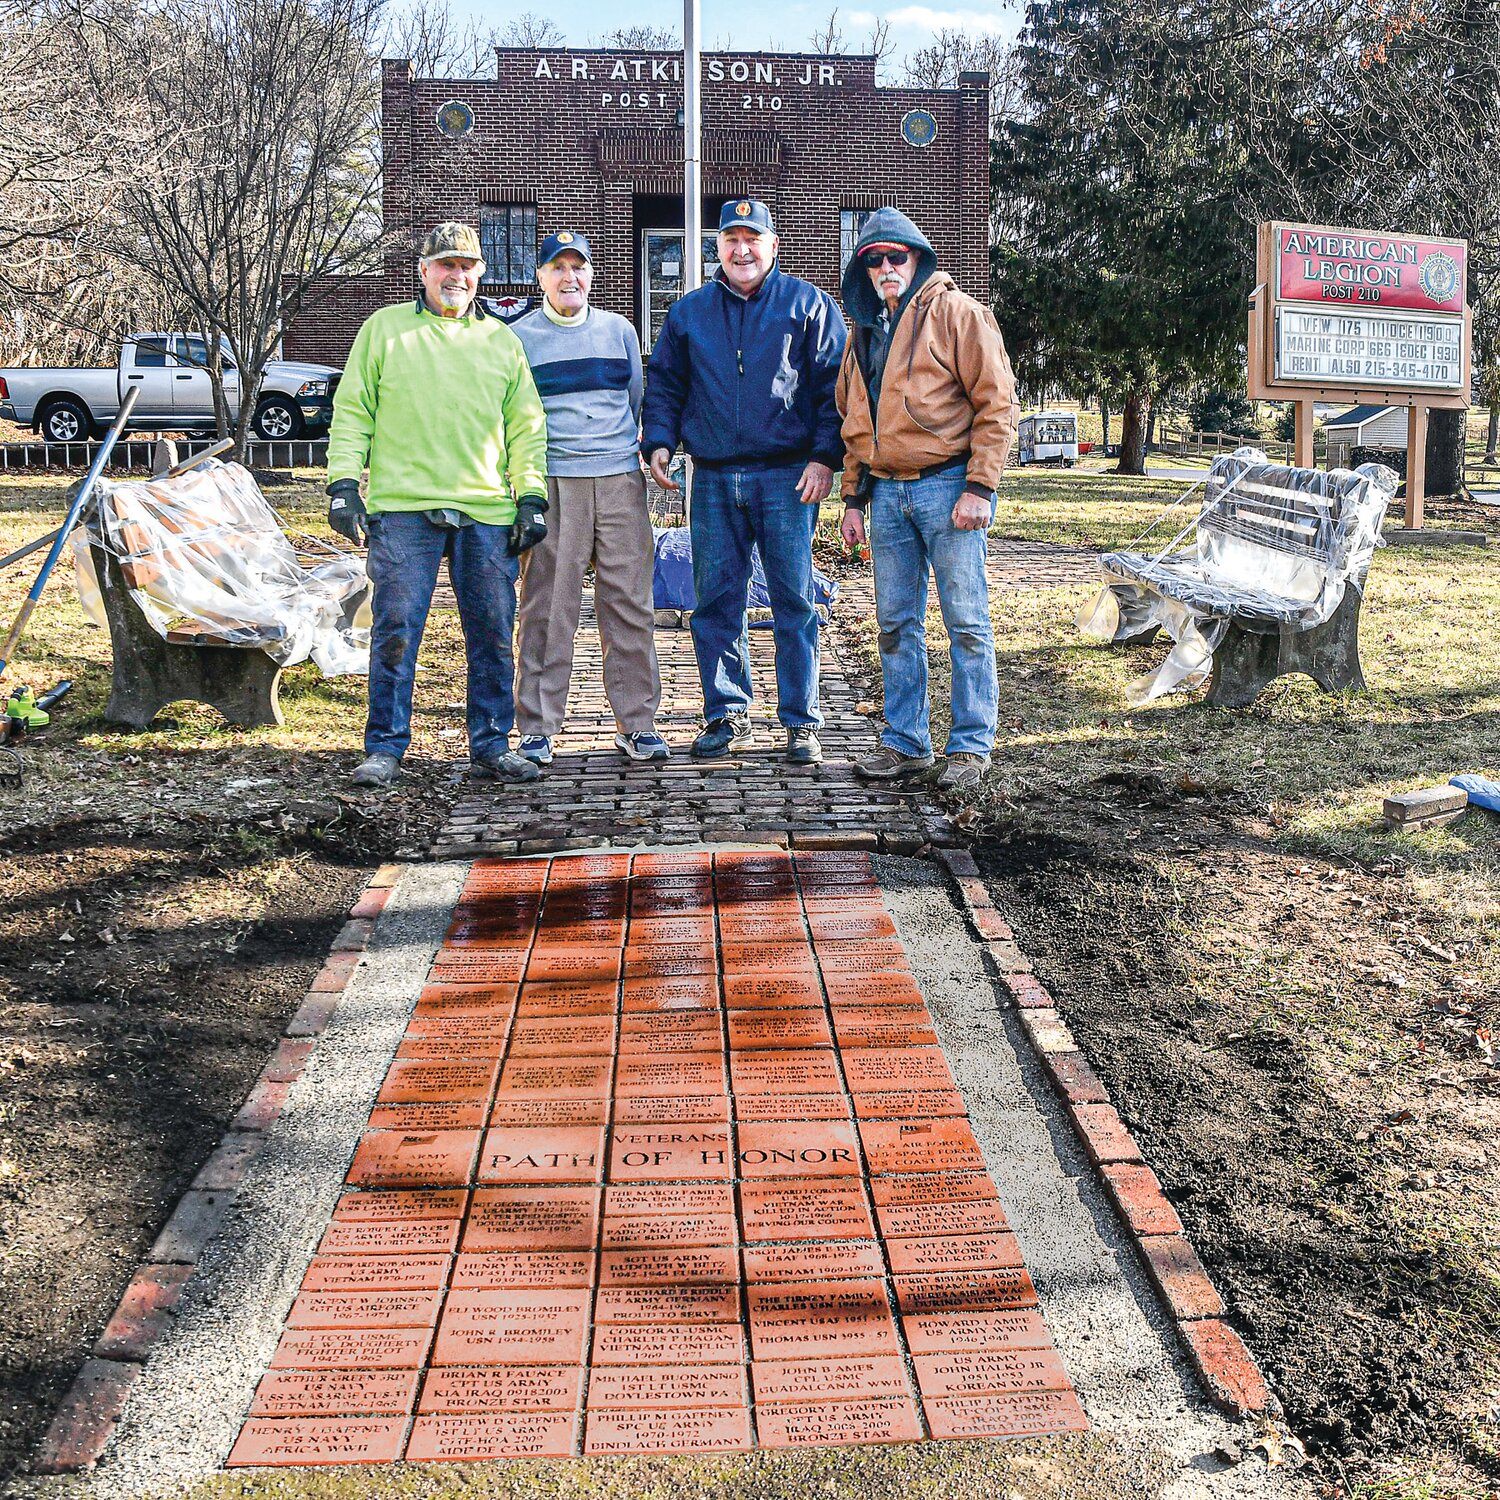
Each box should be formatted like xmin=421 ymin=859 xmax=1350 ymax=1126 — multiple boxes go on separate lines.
xmin=1324 ymin=405 xmax=1406 ymax=469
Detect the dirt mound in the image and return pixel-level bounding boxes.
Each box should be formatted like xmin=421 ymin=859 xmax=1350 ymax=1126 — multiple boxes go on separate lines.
xmin=977 ymin=833 xmax=1498 ymax=1473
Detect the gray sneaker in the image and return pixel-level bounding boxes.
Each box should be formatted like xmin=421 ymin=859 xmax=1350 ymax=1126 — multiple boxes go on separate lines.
xmin=350 ymin=752 xmax=400 ymax=788
xmin=936 ymin=752 xmax=989 ymax=791
xmin=469 ymin=749 xmax=542 ymax=782
xmin=853 ymin=746 xmax=935 ymax=782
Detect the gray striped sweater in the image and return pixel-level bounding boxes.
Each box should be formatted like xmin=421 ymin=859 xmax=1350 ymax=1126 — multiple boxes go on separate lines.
xmin=510 ymin=304 xmax=644 ymax=477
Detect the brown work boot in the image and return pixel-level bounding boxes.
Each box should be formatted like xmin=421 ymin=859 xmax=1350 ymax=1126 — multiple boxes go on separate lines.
xmin=936 ymin=752 xmax=988 ymax=791
xmin=853 ymin=746 xmax=935 ymax=782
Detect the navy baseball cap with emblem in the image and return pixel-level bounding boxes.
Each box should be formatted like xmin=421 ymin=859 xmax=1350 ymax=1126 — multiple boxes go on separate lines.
xmin=719 ymin=199 xmax=775 ymax=234
xmin=538 ymin=230 xmax=592 ymax=267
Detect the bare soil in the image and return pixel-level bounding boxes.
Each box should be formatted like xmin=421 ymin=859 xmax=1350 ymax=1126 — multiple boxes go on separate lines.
xmin=0 ymin=786 xmax=453 ymax=1484
xmin=975 ymin=803 xmax=1500 ymax=1491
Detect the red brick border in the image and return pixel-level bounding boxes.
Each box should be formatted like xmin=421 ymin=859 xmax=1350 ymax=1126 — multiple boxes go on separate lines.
xmin=935 ymin=848 xmax=1272 ymax=1418
xmin=31 ymin=862 xmax=405 ymax=1475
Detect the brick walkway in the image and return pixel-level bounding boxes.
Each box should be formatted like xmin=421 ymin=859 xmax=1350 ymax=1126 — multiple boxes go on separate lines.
xmin=432 ymin=600 xmax=931 ymax=858
xmin=227 ymin=849 xmax=1084 ymax=1465
xmin=432 ymin=538 xmax=1098 ymax=859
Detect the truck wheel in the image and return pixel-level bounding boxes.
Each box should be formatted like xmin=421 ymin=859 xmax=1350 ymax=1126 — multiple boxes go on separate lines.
xmin=38 ymin=398 xmax=94 ymax=444
xmin=252 ymin=396 xmax=302 ymax=441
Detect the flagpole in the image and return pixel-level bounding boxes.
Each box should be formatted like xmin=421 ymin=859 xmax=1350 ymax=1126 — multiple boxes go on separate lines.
xmin=682 ymin=0 xmax=702 ymax=521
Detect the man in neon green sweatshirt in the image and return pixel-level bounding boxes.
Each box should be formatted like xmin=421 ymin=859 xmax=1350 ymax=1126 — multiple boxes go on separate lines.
xmin=326 ymin=222 xmax=550 ymax=788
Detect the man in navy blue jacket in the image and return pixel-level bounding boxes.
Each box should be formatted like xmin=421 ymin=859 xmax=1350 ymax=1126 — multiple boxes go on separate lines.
xmin=644 ymin=200 xmax=846 ymax=764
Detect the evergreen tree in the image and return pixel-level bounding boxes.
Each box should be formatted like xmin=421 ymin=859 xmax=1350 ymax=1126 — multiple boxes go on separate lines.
xmin=992 ymin=0 xmax=1252 ymax=475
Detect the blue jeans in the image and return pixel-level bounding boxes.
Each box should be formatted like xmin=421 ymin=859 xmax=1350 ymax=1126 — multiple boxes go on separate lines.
xmin=689 ymin=464 xmax=821 ymax=728
xmin=364 ymin=511 xmax=519 ymax=760
xmin=870 ymin=465 xmax=997 ymax=758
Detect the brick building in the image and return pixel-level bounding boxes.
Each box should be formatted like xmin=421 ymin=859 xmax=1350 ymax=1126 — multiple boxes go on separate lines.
xmin=285 ymin=47 xmax=991 ymax=365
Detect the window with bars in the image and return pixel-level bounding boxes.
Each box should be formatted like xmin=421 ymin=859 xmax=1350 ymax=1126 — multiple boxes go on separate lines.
xmin=840 ymin=208 xmax=878 ymax=271
xmin=478 ymin=205 xmax=538 ymax=284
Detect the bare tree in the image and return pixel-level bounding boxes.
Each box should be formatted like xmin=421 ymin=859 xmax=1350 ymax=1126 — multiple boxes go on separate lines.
xmin=61 ymin=0 xmax=389 ymax=452
xmin=499 ymin=11 xmax=563 ymax=47
xmin=902 ymin=29 xmax=1022 ymax=128
xmin=808 ymin=6 xmax=894 ymax=65
xmin=385 ymin=0 xmax=499 ymax=77
xmin=598 ymin=24 xmax=678 ymax=48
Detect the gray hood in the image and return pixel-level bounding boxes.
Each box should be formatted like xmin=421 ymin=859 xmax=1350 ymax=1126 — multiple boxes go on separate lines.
xmin=840 ymin=207 xmax=937 ymax=326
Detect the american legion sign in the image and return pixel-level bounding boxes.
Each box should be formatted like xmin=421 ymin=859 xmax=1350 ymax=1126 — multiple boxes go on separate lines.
xmin=1248 ymin=220 xmax=1471 ymax=527
xmin=285 ymin=48 xmax=991 ymax=365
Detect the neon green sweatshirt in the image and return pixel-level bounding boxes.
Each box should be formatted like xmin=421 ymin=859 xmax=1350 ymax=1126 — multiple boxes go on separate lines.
xmin=326 ymin=298 xmax=548 ymax=525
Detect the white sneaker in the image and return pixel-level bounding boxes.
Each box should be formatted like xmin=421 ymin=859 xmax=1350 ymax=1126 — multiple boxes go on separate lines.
xmin=518 ymin=734 xmax=553 ymax=766
xmin=616 ymin=730 xmax=671 ymax=762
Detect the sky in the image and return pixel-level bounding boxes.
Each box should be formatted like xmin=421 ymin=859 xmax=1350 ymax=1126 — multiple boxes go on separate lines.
xmin=463 ymin=0 xmax=1021 ymax=59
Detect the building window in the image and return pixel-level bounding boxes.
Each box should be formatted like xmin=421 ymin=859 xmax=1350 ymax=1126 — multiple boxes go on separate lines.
xmin=479 ymin=205 xmax=537 ymax=284
xmin=840 ymin=209 xmax=878 ymax=271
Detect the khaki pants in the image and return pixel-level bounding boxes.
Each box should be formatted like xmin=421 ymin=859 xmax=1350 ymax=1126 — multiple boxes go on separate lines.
xmin=516 ymin=470 xmax=661 ymax=736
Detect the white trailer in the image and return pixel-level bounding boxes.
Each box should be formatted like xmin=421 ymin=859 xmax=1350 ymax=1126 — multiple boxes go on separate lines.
xmin=1018 ymin=411 xmax=1079 ymax=466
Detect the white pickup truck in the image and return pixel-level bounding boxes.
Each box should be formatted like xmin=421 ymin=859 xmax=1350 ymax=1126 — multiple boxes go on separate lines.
xmin=0 ymin=334 xmax=341 ymax=444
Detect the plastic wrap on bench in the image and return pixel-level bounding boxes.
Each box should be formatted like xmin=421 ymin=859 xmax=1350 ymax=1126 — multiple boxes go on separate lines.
xmin=1077 ymin=449 xmax=1394 ymax=703
xmin=74 ymin=462 xmax=370 ymax=677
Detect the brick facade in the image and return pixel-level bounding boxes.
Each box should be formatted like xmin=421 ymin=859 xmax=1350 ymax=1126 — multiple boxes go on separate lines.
xmin=285 ymin=49 xmax=990 ymax=366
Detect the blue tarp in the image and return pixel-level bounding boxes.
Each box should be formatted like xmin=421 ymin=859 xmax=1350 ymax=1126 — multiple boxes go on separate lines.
xmin=652 ymin=526 xmax=838 ymax=626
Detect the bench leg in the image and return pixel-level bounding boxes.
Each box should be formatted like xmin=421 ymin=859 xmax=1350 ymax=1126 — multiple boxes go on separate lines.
xmin=1205 ymin=588 xmax=1366 ymax=708
xmin=94 ymin=544 xmax=285 ymax=729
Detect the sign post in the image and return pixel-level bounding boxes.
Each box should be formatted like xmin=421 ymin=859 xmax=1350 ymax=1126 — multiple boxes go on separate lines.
xmin=1247 ymin=221 xmax=1471 ymax=528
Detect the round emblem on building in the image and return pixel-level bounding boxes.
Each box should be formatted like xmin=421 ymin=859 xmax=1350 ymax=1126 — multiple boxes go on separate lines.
xmin=436 ymin=100 xmax=475 ymax=139
xmin=1418 ymin=250 xmax=1461 ymax=306
xmin=901 ymin=110 xmax=938 ymax=148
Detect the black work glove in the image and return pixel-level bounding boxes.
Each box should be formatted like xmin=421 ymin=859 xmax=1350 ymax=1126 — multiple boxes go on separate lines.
xmin=327 ymin=478 xmax=368 ymax=546
xmin=507 ymin=495 xmax=548 ymax=557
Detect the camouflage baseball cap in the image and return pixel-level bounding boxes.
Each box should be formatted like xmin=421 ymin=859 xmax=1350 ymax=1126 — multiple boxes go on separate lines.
xmin=420 ymin=221 xmax=483 ymax=261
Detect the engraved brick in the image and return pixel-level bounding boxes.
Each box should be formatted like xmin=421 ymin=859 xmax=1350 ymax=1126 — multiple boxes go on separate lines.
xmin=913 ymin=1347 xmax=1071 ymax=1397
xmin=599 ymin=1245 xmax=738 ymax=1285
xmin=894 ymin=1269 xmax=1038 ymax=1314
xmin=737 ymin=1120 xmax=860 ymax=1177
xmin=464 ymin=1186 xmax=601 ymax=1250
xmin=406 ymin=1410 xmax=577 ymax=1460
xmin=747 ymin=1279 xmax=899 ymax=1359
xmin=923 ymin=1388 xmax=1088 ymax=1439
xmin=333 ymin=1188 xmax=466 ymax=1222
xmin=478 ymin=1125 xmax=604 ymax=1183
xmin=842 ymin=1047 xmax=955 ymax=1094
xmin=317 ymin=1219 xmax=460 ymax=1257
xmin=432 ymin=1288 xmax=591 ymax=1364
xmin=417 ymin=1365 xmax=583 ymax=1412
xmin=756 ymin=1396 xmax=920 ymax=1446
xmin=583 ymin=1406 xmax=751 ymax=1454
xmin=227 ymin=1416 xmax=407 ymax=1466
xmin=301 ymin=1255 xmax=450 ymax=1293
xmin=249 ymin=1369 xmax=419 ymax=1418
xmin=590 ymin=1321 xmax=746 ymax=1365
xmin=286 ymin=1290 xmax=442 ymax=1329
xmin=743 ymin=1240 xmax=884 ymax=1280
xmin=859 ymin=1117 xmax=985 ymax=1175
xmin=739 ymin=1179 xmax=873 ymax=1241
xmin=593 ymin=1285 xmax=742 ymax=1323
xmin=450 ymin=1251 xmax=594 ymax=1288
xmin=902 ymin=1308 xmax=1055 ymax=1354
xmin=586 ymin=1365 xmax=746 ymax=1408
xmin=885 ymin=1232 xmax=1024 ymax=1274
xmin=347 ymin=1129 xmax=480 ymax=1188
xmin=269 ymin=1327 xmax=433 ymax=1369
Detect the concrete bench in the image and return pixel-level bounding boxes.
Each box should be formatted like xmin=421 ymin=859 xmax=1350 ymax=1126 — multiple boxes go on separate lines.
xmin=1087 ymin=453 xmax=1393 ymax=706
xmin=86 ymin=464 xmax=368 ymax=729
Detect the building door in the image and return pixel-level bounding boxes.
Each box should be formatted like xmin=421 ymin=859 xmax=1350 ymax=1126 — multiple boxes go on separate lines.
xmin=640 ymin=229 xmax=717 ymax=353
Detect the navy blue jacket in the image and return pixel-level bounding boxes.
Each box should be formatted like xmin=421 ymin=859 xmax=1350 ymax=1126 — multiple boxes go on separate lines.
xmin=642 ymin=265 xmax=847 ymax=470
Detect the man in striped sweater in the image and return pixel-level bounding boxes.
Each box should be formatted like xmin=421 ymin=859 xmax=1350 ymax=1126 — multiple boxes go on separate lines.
xmin=509 ymin=231 xmax=668 ymax=766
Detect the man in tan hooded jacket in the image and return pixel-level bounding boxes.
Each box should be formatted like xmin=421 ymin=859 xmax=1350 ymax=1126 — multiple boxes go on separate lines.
xmin=837 ymin=207 xmax=1018 ymax=791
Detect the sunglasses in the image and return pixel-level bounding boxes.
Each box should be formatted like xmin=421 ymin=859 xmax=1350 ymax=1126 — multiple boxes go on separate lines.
xmin=861 ymin=249 xmax=910 ymax=268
